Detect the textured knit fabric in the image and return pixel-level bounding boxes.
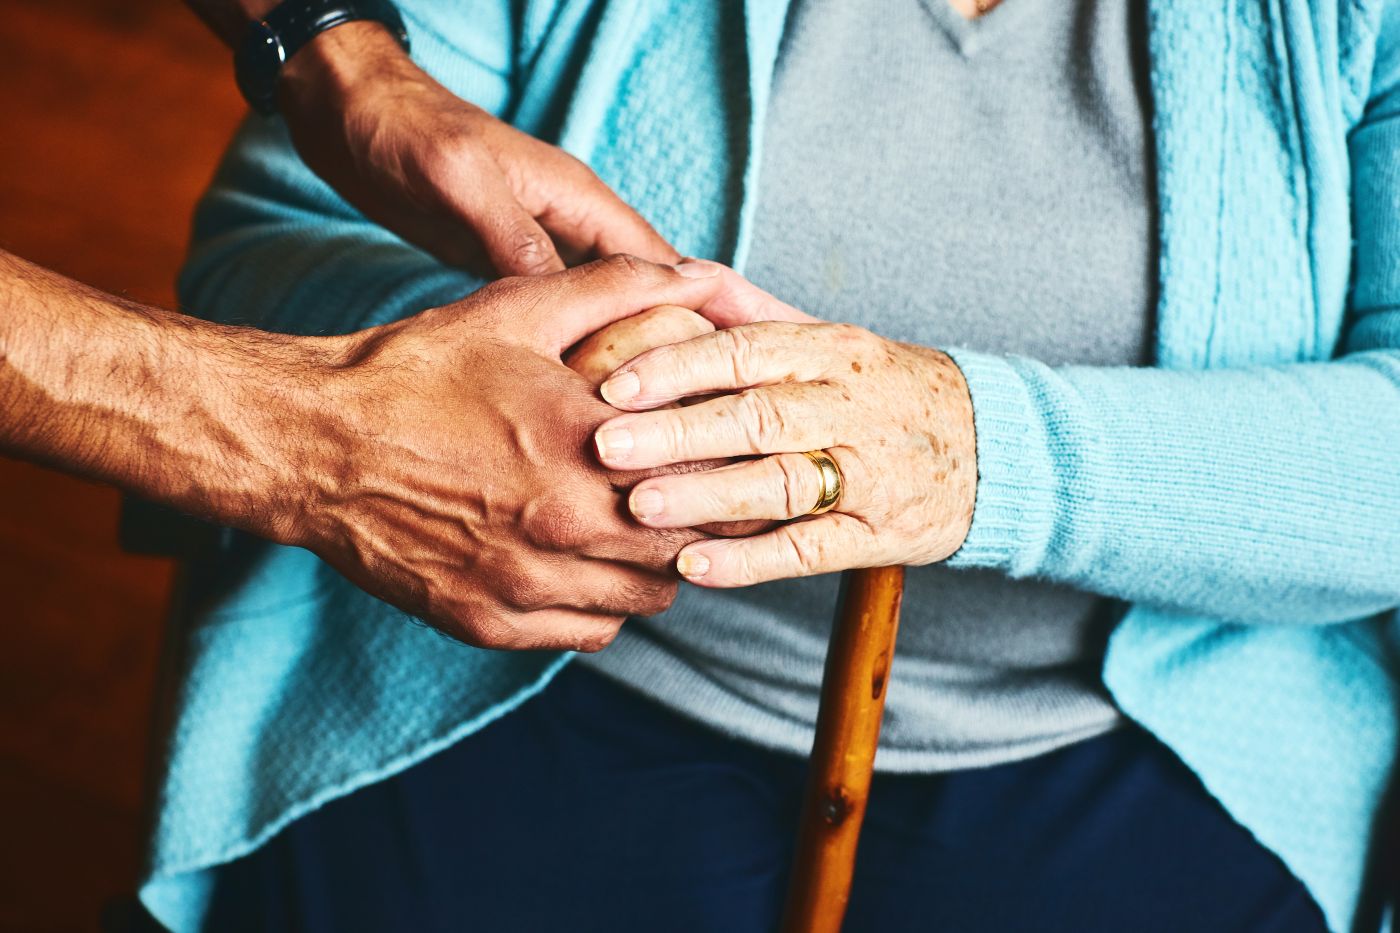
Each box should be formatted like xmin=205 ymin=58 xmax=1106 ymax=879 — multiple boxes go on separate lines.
xmin=581 ymin=0 xmax=1154 ymax=770
xmin=141 ymin=3 xmax=1400 ymax=932
xmin=202 ymin=665 xmax=1328 ymax=933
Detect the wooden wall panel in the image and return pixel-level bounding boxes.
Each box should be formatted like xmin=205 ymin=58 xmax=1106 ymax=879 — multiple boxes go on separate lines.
xmin=0 ymin=3 xmax=242 ymax=929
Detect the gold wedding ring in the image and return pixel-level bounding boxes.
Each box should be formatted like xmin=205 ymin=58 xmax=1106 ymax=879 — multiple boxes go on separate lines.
xmin=802 ymin=450 xmax=844 ymax=515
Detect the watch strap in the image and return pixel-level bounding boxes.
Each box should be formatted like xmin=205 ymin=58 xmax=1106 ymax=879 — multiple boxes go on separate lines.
xmin=235 ymin=0 xmax=409 ymax=115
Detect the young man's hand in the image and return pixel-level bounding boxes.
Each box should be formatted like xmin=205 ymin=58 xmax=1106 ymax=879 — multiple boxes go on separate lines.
xmin=276 ymin=22 xmax=679 ymax=276
xmin=0 ymin=253 xmax=731 ymax=652
xmin=270 ymin=257 xmax=728 ymax=650
xmin=187 ymin=0 xmax=675 ymax=276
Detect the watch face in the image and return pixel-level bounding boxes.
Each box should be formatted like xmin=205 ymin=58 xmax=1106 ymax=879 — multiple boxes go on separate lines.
xmin=234 ymin=21 xmax=287 ymax=114
xmin=233 ymin=2 xmax=411 ymax=114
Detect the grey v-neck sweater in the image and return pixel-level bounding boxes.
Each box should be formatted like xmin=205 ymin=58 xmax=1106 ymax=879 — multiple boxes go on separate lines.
xmin=580 ymin=0 xmax=1156 ymax=771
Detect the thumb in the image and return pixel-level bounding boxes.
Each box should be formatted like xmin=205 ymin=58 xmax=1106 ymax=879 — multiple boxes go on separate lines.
xmin=531 ymin=255 xmax=729 ymax=353
xmin=463 ymin=173 xmax=566 ymax=277
xmin=680 ymin=261 xmax=820 ymax=328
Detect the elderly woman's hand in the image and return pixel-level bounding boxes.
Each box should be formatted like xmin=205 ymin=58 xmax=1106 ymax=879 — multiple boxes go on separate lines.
xmin=591 ymin=321 xmax=979 ymax=587
xmin=566 ymin=302 xmax=773 ymax=540
xmin=564 ymin=304 xmax=714 ymax=385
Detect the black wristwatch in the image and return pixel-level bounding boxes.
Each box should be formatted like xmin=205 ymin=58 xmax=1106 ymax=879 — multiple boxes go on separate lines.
xmin=234 ymin=0 xmax=410 ymax=115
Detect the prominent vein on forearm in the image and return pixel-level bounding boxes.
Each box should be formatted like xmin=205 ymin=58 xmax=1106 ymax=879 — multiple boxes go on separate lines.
xmin=0 ymin=250 xmax=344 ymax=538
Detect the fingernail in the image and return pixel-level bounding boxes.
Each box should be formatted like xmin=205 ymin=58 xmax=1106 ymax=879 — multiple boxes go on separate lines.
xmin=674 ymin=260 xmax=719 ymax=278
xmin=594 ymin=427 xmax=634 ymax=461
xmin=601 ymin=371 xmax=640 ymax=404
xmin=630 ymin=487 xmax=664 ymax=520
xmin=677 ymin=551 xmax=710 ymax=579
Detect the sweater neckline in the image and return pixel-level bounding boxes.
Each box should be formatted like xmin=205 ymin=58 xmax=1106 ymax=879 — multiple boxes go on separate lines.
xmin=917 ymin=0 xmax=1047 ymax=57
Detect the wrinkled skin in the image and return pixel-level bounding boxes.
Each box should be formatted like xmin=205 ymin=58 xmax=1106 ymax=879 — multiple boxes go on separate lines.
xmin=593 ymin=306 xmax=979 ymax=588
xmin=566 ymin=305 xmax=774 ymax=540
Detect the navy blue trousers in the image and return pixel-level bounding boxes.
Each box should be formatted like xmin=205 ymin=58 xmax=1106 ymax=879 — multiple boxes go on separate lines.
xmin=205 ymin=665 xmax=1326 ymax=932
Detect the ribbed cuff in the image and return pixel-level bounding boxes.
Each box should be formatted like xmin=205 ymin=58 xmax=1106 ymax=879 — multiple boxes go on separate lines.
xmin=941 ymin=348 xmax=1057 ymax=576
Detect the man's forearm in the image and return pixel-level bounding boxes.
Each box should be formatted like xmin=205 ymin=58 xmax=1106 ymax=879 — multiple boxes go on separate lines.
xmin=0 ymin=250 xmax=345 ymax=541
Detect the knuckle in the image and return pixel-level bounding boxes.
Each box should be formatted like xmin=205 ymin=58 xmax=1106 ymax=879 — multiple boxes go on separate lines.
xmin=739 ymin=390 xmax=788 ymax=451
xmin=505 ymin=226 xmax=554 ymax=271
xmin=494 ymin=559 xmax=553 ymax=612
xmin=459 ymin=608 xmax=524 ymax=650
xmin=522 ymin=499 xmax=591 ymax=552
xmin=663 ymin=414 xmax=696 ymax=459
xmin=773 ymin=454 xmax=816 ymax=517
xmin=561 ymin=151 xmax=604 ymax=185
xmin=628 ymin=578 xmax=679 ymax=618
xmin=601 ymin=252 xmax=653 ymax=282
xmin=834 ymin=448 xmax=881 ymax=517
xmin=826 ymin=322 xmax=879 ymax=360
xmin=731 ymin=550 xmax=764 ymax=587
xmin=629 ymin=413 xmax=691 ymax=463
xmin=781 ymin=528 xmax=823 ymax=577
xmin=606 ymin=526 xmax=689 ymax=574
xmin=506 ymin=578 xmax=552 ymax=613
xmin=512 ymin=578 xmax=554 ymax=613
xmin=718 ymin=327 xmax=763 ymax=386
xmin=477 ymin=274 xmax=532 ymax=308
xmin=571 ymin=621 xmax=622 ymax=654
xmin=828 ymin=322 xmax=871 ymax=345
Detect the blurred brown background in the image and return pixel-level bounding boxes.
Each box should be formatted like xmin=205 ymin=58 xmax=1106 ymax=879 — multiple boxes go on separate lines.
xmin=0 ymin=2 xmax=242 ymax=929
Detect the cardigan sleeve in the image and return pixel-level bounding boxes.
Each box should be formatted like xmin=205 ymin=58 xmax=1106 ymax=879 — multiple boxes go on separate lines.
xmin=176 ymin=0 xmax=526 ymax=338
xmin=943 ymin=7 xmax=1400 ymax=626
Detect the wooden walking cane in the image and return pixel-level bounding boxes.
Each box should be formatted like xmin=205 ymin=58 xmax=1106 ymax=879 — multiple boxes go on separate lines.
xmin=780 ymin=565 xmax=906 ymax=933
xmin=566 ymin=307 xmax=905 ymax=930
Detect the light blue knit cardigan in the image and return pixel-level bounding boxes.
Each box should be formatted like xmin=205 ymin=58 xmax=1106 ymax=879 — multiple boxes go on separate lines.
xmin=142 ymin=2 xmax=1400 ymax=930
